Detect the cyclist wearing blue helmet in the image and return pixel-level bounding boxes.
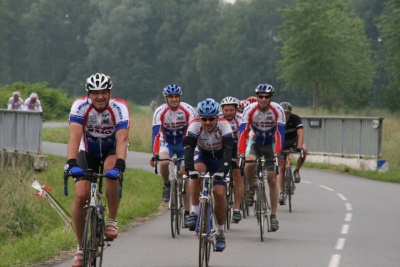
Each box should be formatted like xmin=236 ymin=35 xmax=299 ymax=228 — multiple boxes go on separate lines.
xmin=183 ymin=98 xmax=233 ymax=251
xmin=238 ymin=83 xmax=286 ymax=232
xmin=151 ymin=84 xmax=196 ymax=226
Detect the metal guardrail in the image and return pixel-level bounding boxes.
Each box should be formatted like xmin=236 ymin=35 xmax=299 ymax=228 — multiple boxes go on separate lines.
xmin=302 ymin=116 xmax=383 ymax=159
xmin=0 ymin=109 xmax=43 ymax=154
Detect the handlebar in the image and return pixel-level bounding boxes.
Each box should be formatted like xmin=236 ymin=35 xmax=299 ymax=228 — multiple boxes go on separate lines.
xmin=282 ymin=147 xmax=304 ymax=158
xmin=153 ymin=157 xmax=185 ymax=174
xmin=237 ymin=155 xmax=279 ymax=176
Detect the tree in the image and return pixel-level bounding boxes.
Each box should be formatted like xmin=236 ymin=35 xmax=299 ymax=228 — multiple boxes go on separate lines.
xmin=278 ymin=0 xmax=375 ymax=111
xmin=378 ymin=0 xmax=400 ymax=112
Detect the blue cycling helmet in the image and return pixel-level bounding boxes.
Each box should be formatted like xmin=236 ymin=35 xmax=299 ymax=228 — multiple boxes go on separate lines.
xmin=255 ymin=83 xmax=275 ymax=94
xmin=197 ymin=99 xmax=220 ymax=116
xmin=163 ymin=84 xmax=182 ymax=96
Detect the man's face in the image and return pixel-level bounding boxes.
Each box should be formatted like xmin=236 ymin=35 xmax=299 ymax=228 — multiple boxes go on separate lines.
xmin=256 ymin=93 xmax=272 ymax=109
xmin=166 ymin=94 xmax=180 ymax=108
xmin=285 ymin=111 xmax=291 ymax=121
xmin=222 ymin=105 xmax=236 ymax=121
xmin=200 ymin=116 xmax=217 ymax=132
xmin=89 ymin=89 xmax=111 ymax=111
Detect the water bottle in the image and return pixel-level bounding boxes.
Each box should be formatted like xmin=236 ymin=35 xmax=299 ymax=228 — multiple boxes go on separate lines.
xmin=262 ymin=167 xmax=267 ymax=179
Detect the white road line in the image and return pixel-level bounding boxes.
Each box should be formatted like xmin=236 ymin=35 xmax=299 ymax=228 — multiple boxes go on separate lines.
xmin=345 ymin=213 xmax=352 ymax=222
xmin=335 ymin=238 xmax=346 ymax=250
xmin=328 ymin=254 xmax=341 ymax=267
xmin=302 ymin=180 xmax=312 ymax=184
xmin=341 ymin=224 xmax=350 ymax=235
xmin=345 ymin=203 xmax=352 ymax=211
xmin=319 ymin=185 xmax=335 ymax=191
xmin=337 ymin=193 xmax=347 ymax=201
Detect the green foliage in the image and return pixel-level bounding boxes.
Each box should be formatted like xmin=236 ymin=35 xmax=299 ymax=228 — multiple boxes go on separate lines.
xmin=0 ymin=82 xmax=72 ymax=120
xmin=378 ymin=0 xmax=400 ymax=112
xmin=278 ymin=0 xmax=375 ymax=111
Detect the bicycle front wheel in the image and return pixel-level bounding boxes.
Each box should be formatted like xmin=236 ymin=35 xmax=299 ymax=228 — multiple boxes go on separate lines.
xmin=285 ymin=167 xmax=293 ymax=213
xmin=257 ymin=182 xmax=266 ymax=242
xmin=82 ymin=207 xmax=103 ymax=267
xmin=170 ymin=180 xmax=178 ymax=238
xmin=198 ymin=199 xmax=210 ymax=267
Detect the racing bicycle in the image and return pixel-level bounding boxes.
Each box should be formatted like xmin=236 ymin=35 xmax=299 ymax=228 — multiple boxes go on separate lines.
xmin=282 ymin=148 xmax=304 ymax=213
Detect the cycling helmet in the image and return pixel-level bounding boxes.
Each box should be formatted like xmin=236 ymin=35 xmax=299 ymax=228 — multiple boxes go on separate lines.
xmin=86 ymin=73 xmax=113 ymax=91
xmin=163 ymin=84 xmax=182 ymax=96
xmin=280 ymin=102 xmax=292 ymax=112
xmin=255 ymin=83 xmax=274 ymax=94
xmin=237 ymin=100 xmax=248 ymax=112
xmin=220 ymin=96 xmax=240 ymax=106
xmin=197 ymin=99 xmax=220 ymax=117
xmin=246 ymin=96 xmax=257 ymax=103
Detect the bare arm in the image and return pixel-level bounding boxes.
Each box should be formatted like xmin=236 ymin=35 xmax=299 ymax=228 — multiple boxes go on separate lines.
xmin=67 ymin=122 xmax=84 ymax=159
xmin=115 ymin=128 xmax=129 ymax=160
xmin=297 ymin=128 xmax=304 ymax=148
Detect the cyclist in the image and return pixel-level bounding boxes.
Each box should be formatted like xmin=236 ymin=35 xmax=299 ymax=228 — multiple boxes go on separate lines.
xmin=24 ymin=92 xmax=43 ymax=112
xmin=238 ymin=83 xmax=285 ymax=232
xmin=150 ymin=84 xmax=196 ymax=226
xmin=237 ymin=99 xmax=248 ymax=114
xmin=219 ymin=96 xmax=244 ymax=223
xmin=278 ymin=102 xmax=308 ymax=205
xmin=184 ymin=99 xmax=233 ymax=252
xmin=7 ymin=91 xmax=24 ymax=110
xmin=64 ymin=73 xmax=130 ymax=267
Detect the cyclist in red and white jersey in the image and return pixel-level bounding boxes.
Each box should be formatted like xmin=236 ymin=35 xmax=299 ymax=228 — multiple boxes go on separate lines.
xmin=24 ymin=92 xmax=43 ymax=112
xmin=151 ymin=84 xmax=196 ymax=225
xmin=184 ymin=99 xmax=233 ymax=251
xmin=238 ymin=83 xmax=285 ymax=232
xmin=65 ymin=73 xmax=130 ymax=267
xmin=7 ymin=91 xmax=24 ymax=110
xmin=219 ymin=96 xmax=245 ymax=223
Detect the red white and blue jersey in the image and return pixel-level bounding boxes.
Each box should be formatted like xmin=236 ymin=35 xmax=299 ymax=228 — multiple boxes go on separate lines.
xmin=218 ymin=112 xmax=242 ymax=152
xmin=238 ymin=102 xmax=285 ymax=154
xmin=69 ymin=97 xmax=130 ymax=158
xmin=186 ymin=117 xmax=233 ymax=158
xmin=152 ymin=102 xmax=196 ymax=153
xmin=25 ymin=98 xmax=42 ymax=112
xmin=8 ymin=97 xmax=24 ymax=110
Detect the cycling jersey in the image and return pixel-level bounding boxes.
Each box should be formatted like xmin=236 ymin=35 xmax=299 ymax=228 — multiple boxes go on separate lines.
xmin=238 ymin=102 xmax=285 ymax=154
xmin=285 ymin=113 xmax=303 ymax=140
xmin=69 ymin=97 xmax=130 ymax=158
xmin=218 ymin=112 xmax=242 ymax=155
xmin=152 ymin=102 xmax=196 ymax=154
xmin=8 ymin=97 xmax=24 ymax=110
xmin=24 ymin=98 xmax=43 ymax=112
xmin=186 ymin=117 xmax=233 ymax=159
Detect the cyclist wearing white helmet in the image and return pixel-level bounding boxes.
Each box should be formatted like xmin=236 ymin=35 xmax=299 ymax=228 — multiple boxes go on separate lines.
xmin=238 ymin=83 xmax=285 ymax=232
xmin=24 ymin=92 xmax=43 ymax=112
xmin=150 ymin=84 xmax=196 ymax=226
xmin=65 ymin=73 xmax=130 ymax=267
xmin=277 ymin=102 xmax=308 ymax=205
xmin=7 ymin=91 xmax=24 ymax=110
xmin=184 ymin=98 xmax=233 ymax=251
xmin=219 ymin=96 xmax=245 ymax=223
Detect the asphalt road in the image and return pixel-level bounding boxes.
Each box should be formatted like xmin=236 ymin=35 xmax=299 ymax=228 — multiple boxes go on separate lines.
xmin=41 ymin=138 xmax=400 ymax=267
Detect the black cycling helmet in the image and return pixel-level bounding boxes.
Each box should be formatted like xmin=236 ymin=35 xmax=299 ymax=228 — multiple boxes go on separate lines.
xmin=280 ymin=102 xmax=292 ymax=112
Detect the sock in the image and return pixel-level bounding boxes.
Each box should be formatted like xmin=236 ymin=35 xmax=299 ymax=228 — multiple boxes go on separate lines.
xmin=191 ymin=205 xmax=199 ymax=215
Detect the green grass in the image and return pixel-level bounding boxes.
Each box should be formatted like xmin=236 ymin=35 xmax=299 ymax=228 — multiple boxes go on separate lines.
xmin=0 ymin=154 xmax=163 ymax=267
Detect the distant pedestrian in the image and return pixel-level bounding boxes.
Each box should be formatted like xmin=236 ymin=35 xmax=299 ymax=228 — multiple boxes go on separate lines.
xmin=150 ymin=100 xmax=158 ymax=110
xmin=25 ymin=93 xmax=43 ymax=112
xmin=7 ymin=91 xmax=24 ymax=110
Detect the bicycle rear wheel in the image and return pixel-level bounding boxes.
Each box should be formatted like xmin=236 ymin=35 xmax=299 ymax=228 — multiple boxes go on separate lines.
xmin=242 ymin=176 xmax=249 ymax=217
xmin=82 ymin=207 xmax=103 ymax=267
xmin=170 ymin=180 xmax=178 ymax=238
xmin=198 ymin=199 xmax=209 ymax=267
xmin=226 ymin=179 xmax=233 ymax=229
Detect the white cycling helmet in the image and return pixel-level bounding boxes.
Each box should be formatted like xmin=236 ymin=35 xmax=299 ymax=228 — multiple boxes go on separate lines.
xmin=30 ymin=92 xmax=38 ymax=99
xmin=86 ymin=73 xmax=113 ymax=91
xmin=220 ymin=96 xmax=240 ymax=106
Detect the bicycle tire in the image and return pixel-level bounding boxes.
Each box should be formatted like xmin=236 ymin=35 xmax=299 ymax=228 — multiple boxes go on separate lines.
xmin=198 ymin=199 xmax=209 ymax=267
xmin=257 ymin=182 xmax=265 ymax=242
xmin=170 ymin=180 xmax=178 ymax=238
xmin=226 ymin=179 xmax=233 ymax=229
xmin=242 ymin=176 xmax=249 ymax=217
xmin=285 ymin=167 xmax=293 ymax=213
xmin=82 ymin=207 xmax=103 ymax=267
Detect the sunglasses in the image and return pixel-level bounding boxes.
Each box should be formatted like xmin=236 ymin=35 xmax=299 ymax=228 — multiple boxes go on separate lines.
xmin=166 ymin=95 xmax=180 ymax=99
xmin=257 ymin=95 xmax=271 ymax=99
xmin=200 ymin=117 xmax=216 ymax=122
